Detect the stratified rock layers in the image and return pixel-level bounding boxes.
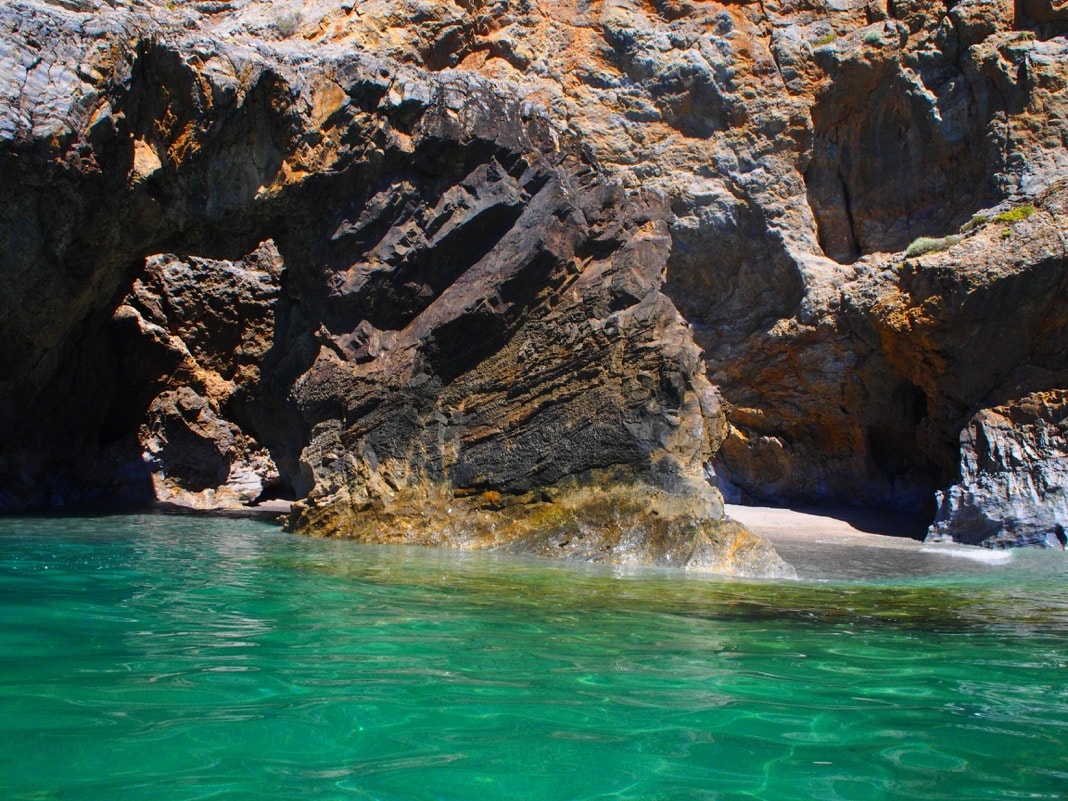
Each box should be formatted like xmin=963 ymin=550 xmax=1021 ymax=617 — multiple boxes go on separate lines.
xmin=1 ymin=0 xmax=1066 ymax=554
xmin=0 ymin=0 xmax=797 ymax=574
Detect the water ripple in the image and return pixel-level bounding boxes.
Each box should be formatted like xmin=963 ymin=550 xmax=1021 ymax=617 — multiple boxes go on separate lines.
xmin=1 ymin=515 xmax=1067 ymax=801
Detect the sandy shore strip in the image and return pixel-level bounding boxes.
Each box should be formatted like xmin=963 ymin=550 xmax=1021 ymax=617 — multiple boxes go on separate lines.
xmin=725 ymin=504 xmax=929 ymax=550
xmin=150 ymin=497 xmax=1008 ymax=580
xmin=151 ymin=499 xmax=294 ymax=520
xmin=725 ymin=503 xmax=1012 ymax=580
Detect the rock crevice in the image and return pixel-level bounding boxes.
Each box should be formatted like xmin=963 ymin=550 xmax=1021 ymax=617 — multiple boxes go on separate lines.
xmin=2 ymin=0 xmax=1066 ymax=556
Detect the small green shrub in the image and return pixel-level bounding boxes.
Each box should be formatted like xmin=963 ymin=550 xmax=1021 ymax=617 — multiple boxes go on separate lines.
xmin=905 ymin=235 xmax=960 ymax=258
xmin=276 ymin=11 xmax=301 ymax=38
xmin=994 ymin=205 xmax=1035 ymax=224
xmin=959 ymin=214 xmax=989 ymax=234
xmin=863 ymin=30 xmax=883 ymax=46
xmin=813 ymin=33 xmax=837 ymax=47
xmin=1002 ymin=228 xmax=1012 ymax=240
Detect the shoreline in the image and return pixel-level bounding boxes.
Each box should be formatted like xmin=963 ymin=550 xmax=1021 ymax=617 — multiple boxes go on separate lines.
xmin=725 ymin=503 xmax=1014 ymax=580
xmin=724 ymin=503 xmax=929 ymax=549
xmin=142 ymin=499 xmax=294 ymax=522
xmin=3 ymin=498 xmax=1016 ymax=581
xmin=0 ymin=499 xmax=295 ymax=523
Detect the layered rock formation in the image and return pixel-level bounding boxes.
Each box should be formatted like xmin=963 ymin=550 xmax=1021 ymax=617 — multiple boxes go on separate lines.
xmin=0 ymin=0 xmax=793 ymax=575
xmin=312 ymin=0 xmax=1068 ymax=546
xmin=1 ymin=0 xmax=1065 ymax=556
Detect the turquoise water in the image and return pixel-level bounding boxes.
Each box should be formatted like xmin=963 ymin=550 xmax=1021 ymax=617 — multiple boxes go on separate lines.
xmin=1 ymin=515 xmax=1067 ymax=801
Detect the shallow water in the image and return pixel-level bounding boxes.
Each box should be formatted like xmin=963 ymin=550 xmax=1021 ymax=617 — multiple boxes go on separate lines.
xmin=1 ymin=514 xmax=1066 ymax=801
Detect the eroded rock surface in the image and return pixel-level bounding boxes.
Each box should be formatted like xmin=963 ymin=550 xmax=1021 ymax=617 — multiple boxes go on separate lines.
xmin=1 ymin=0 xmax=1066 ymax=555
xmin=0 ymin=0 xmax=799 ymax=574
xmin=927 ymin=389 xmax=1068 ymax=548
xmin=117 ymin=241 xmax=285 ymax=508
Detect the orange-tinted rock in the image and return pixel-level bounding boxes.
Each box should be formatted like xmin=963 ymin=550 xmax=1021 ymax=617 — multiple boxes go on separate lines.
xmin=0 ymin=0 xmax=794 ymax=573
xmin=1 ymin=0 xmax=1066 ymax=552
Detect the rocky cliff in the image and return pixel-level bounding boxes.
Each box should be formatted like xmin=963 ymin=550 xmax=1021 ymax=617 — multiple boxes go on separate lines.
xmin=1 ymin=0 xmax=1065 ymax=558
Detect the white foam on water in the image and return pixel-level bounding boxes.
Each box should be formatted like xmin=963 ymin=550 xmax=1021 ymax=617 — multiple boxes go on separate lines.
xmin=919 ymin=545 xmax=1014 ymax=564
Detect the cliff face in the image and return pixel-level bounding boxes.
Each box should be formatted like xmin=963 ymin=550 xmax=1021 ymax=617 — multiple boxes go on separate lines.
xmin=1 ymin=0 xmax=1065 ymax=555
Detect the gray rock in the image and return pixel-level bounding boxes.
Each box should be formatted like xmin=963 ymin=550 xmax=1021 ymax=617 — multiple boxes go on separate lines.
xmin=0 ymin=0 xmax=789 ymax=575
xmin=2 ymin=0 xmax=1067 ymax=560
xmin=927 ymin=391 xmax=1068 ymax=548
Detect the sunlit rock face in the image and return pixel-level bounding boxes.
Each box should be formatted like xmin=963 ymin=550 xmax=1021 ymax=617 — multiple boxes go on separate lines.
xmin=1 ymin=0 xmax=1066 ymax=555
xmin=0 ymin=0 xmax=798 ymax=575
xmin=927 ymin=389 xmax=1068 ymax=549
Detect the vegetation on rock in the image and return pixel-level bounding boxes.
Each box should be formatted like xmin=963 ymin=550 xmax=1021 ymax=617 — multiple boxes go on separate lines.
xmin=905 ymin=235 xmax=961 ymax=258
xmin=994 ymin=205 xmax=1036 ymax=224
xmin=960 ymin=214 xmax=990 ymax=234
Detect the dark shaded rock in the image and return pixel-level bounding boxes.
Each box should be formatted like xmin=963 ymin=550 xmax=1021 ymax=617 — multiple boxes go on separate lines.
xmin=804 ymin=27 xmax=1001 ymax=263
xmin=0 ymin=0 xmax=789 ymax=575
xmin=277 ymin=149 xmax=789 ymax=572
xmin=115 ymin=241 xmax=287 ymax=508
xmin=3 ymin=0 xmax=1067 ymax=558
xmin=862 ymin=184 xmax=1068 ymax=462
xmin=1017 ymin=0 xmax=1068 ymax=39
xmin=695 ymin=22 xmax=1068 ymax=535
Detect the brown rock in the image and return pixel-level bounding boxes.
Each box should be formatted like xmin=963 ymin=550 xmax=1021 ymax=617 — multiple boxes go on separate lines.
xmin=0 ymin=0 xmax=791 ymax=575
xmin=117 ymin=242 xmax=287 ymax=508
xmin=2 ymin=0 xmax=1066 ymax=556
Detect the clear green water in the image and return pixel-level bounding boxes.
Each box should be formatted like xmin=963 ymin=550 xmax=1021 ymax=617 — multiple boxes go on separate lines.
xmin=2 ymin=515 xmax=1067 ymax=801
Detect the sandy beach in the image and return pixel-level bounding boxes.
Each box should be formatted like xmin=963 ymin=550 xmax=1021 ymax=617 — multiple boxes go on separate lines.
xmin=725 ymin=503 xmax=1013 ymax=580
